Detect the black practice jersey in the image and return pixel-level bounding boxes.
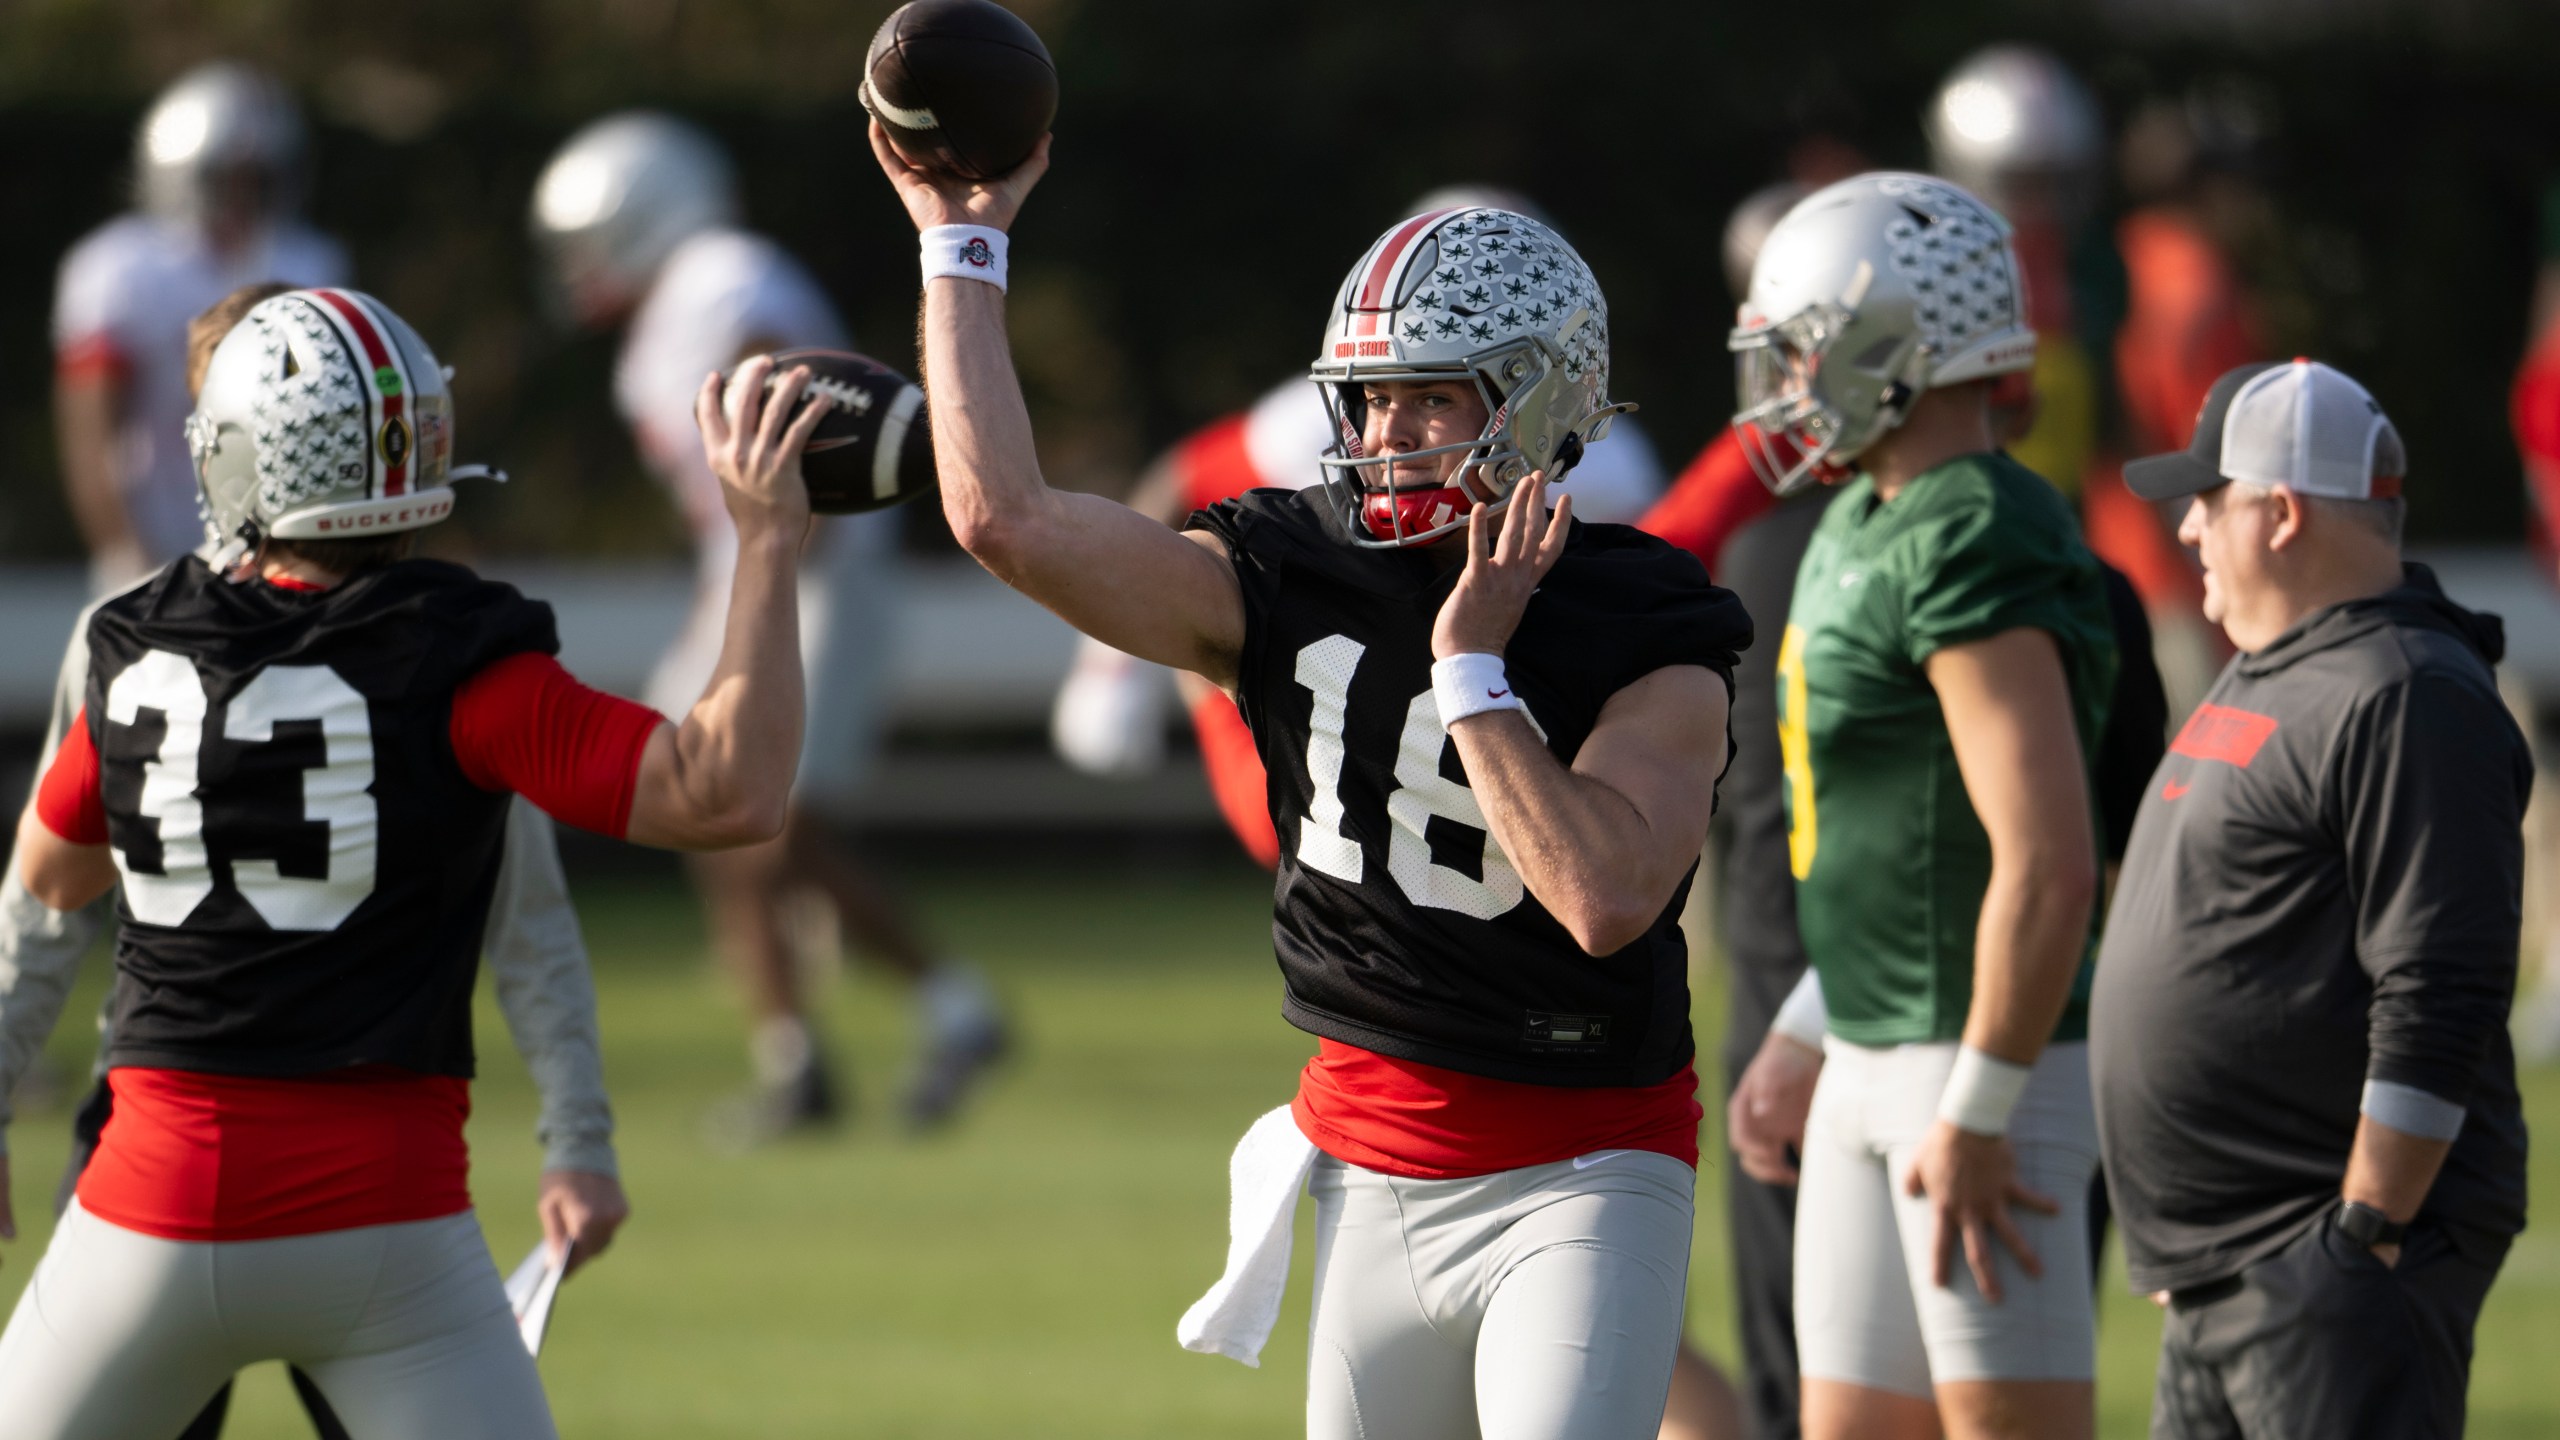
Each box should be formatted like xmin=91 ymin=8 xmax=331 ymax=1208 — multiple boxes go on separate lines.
xmin=83 ymin=556 xmax=558 ymax=1079
xmin=1191 ymin=488 xmax=1751 ymax=1087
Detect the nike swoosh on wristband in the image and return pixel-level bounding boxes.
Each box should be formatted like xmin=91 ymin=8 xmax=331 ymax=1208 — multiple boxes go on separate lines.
xmin=1572 ymin=1150 xmax=1630 ymax=1170
xmin=1488 ymin=688 xmax=1509 ymax=699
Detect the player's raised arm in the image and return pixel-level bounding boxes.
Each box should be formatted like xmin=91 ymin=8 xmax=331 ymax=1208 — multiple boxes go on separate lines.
xmin=622 ymin=357 xmax=824 ymax=848
xmin=868 ymin=122 xmax=1246 ymax=686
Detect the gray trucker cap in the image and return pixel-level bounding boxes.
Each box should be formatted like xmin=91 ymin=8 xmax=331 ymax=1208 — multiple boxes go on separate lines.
xmin=2125 ymin=358 xmax=2406 ymax=502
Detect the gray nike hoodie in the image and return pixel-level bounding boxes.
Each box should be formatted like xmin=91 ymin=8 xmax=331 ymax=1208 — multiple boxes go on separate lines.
xmin=2090 ymin=564 xmax=2532 ymax=1294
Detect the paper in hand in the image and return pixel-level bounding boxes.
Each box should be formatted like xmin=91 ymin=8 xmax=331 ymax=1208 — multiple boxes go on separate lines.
xmin=504 ymin=1242 xmax=569 ymax=1356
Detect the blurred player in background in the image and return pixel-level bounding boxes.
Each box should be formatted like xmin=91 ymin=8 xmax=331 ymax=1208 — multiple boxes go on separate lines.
xmin=1049 ymin=187 xmax=1668 ymax=869
xmin=0 ymin=283 xmax=630 ymax=1440
xmin=1924 ymin=45 xmax=2124 ymax=503
xmin=2101 ymin=83 xmax=2279 ymax=716
xmin=53 ymin=62 xmax=348 ymax=595
xmin=883 ymin=128 xmax=1749 ymax=1438
xmin=531 ymin=113 xmax=1004 ymax=1142
xmin=1645 ymin=175 xmax=1832 ymax=1440
xmin=1 ymin=288 xmax=817 ymax=1436
xmin=1729 ymin=173 xmax=2117 ymax=1440
xmin=2508 ymin=176 xmax=2560 ymax=1061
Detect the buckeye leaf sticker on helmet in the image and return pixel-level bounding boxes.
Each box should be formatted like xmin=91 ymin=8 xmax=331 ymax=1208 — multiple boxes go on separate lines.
xmin=756 ymin=349 xmax=936 ymax=515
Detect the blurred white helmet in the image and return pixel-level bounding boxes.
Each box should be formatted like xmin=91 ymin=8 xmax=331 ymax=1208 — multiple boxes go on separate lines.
xmin=1925 ymin=45 xmax=2103 ymax=224
xmin=1311 ymin=207 xmax=1628 ymax=548
xmin=186 ymin=289 xmax=494 ymax=562
xmin=1729 ymin=172 xmax=2033 ymax=495
xmin=530 ymin=112 xmax=738 ymax=322
xmin=1722 ymin=181 xmax=1810 ymax=301
xmin=136 ymin=62 xmax=307 ymax=230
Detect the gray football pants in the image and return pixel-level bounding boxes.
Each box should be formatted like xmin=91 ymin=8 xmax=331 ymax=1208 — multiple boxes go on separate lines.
xmin=0 ymin=1201 xmax=554 ymax=1440
xmin=1305 ymin=1149 xmax=1695 ymax=1440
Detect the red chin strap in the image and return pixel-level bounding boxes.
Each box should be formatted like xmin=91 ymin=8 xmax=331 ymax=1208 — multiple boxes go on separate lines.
xmin=1360 ymin=486 xmax=1473 ymax=543
xmin=1737 ymin=419 xmax=1851 ymax=486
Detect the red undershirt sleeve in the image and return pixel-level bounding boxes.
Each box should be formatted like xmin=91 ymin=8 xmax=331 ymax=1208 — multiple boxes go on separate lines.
xmin=1636 ymin=429 xmax=1777 ymax=574
xmin=449 ymin=653 xmax=666 ymax=841
xmin=55 ymin=334 xmax=134 ymax=389
xmin=35 ymin=707 xmax=108 ymax=845
xmin=1175 ymin=414 xmax=1259 ymax=514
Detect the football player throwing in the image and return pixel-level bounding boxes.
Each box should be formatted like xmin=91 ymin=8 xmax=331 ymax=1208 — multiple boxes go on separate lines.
xmin=531 ymin=113 xmax=1005 ymax=1140
xmin=1 ymin=288 xmax=821 ymax=1437
xmin=873 ymin=130 xmax=1749 ymax=1440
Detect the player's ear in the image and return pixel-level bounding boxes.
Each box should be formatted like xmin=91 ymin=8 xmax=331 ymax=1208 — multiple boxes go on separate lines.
xmin=2264 ymin=484 xmax=2307 ymax=553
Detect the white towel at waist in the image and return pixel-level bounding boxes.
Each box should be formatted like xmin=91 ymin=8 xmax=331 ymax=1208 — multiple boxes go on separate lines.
xmin=1176 ymin=1103 xmax=1320 ymax=1367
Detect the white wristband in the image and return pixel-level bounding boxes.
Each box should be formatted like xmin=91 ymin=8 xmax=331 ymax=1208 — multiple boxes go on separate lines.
xmin=1432 ymin=652 xmax=1524 ymax=729
xmin=920 ymin=224 xmax=1009 ymax=291
xmin=1936 ymin=1045 xmax=2033 ymax=1137
xmin=1769 ymin=968 xmax=1828 ymax=1050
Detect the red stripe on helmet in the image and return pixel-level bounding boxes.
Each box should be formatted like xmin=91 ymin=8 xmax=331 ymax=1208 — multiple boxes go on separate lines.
xmin=1350 ymin=209 xmax=1456 ymax=339
xmin=312 ymin=289 xmax=410 ymax=497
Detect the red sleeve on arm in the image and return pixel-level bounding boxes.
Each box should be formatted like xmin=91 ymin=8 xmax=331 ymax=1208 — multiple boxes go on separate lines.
xmin=55 ymin=334 xmax=133 ymax=389
xmin=36 ymin=707 xmax=108 ymax=845
xmin=450 ymin=653 xmax=666 ymax=840
xmin=2512 ymin=326 xmax=2560 ymax=579
xmin=1636 ymin=429 xmax=1776 ymax=573
xmin=1176 ymin=414 xmax=1259 ymax=513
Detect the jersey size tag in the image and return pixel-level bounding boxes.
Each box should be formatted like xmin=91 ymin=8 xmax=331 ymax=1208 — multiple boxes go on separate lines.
xmin=1524 ymin=1012 xmax=1611 ymax=1047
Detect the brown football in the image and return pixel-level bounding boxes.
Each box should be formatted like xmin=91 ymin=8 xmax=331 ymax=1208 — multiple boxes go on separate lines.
xmin=861 ymin=0 xmax=1058 ymax=182
xmin=758 ymin=349 xmax=935 ymax=515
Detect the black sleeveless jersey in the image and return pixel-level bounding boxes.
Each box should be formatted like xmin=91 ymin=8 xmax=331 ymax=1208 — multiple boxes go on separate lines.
xmin=1191 ymin=488 xmax=1752 ymax=1087
xmin=82 ymin=556 xmax=559 ymax=1079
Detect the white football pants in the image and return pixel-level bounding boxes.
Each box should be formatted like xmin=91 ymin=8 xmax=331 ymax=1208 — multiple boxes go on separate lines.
xmin=1794 ymin=1038 xmax=2100 ymax=1395
xmin=1305 ymin=1148 xmax=1695 ymax=1440
xmin=0 ymin=1201 xmax=554 ymax=1440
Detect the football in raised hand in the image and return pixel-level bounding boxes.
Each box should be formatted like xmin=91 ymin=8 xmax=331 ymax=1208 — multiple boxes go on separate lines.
xmin=861 ymin=0 xmax=1058 ymax=182
xmin=759 ymin=348 xmax=934 ymax=515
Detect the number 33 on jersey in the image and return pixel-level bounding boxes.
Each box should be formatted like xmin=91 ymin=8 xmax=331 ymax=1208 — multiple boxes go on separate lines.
xmin=102 ymin=647 xmax=376 ymax=930
xmin=1193 ymin=488 xmax=1749 ymax=1086
xmin=81 ymin=555 xmax=557 ymax=989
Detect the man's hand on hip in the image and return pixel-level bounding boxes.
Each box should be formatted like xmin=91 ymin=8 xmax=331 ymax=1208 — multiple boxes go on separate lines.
xmin=1903 ymin=1119 xmax=2059 ymax=1303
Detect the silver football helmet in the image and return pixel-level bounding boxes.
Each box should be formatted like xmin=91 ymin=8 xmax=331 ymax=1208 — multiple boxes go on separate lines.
xmin=1723 ymin=181 xmax=1810 ymax=301
xmin=530 ymin=112 xmax=739 ymax=322
xmin=136 ymin=62 xmax=307 ymax=231
xmin=187 ymin=289 xmax=495 ymax=563
xmin=1925 ymin=45 xmax=2103 ymax=226
xmin=1310 ymin=207 xmax=1628 ymax=548
xmin=1729 ymin=173 xmax=2035 ymax=495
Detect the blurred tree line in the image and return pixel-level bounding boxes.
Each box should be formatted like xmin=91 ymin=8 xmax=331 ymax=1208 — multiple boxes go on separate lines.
xmin=0 ymin=0 xmax=2554 ymax=559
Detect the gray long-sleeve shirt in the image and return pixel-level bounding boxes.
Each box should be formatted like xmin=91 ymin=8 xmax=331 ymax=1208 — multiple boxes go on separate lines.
xmin=0 ymin=597 xmax=616 ymax=1175
xmin=2091 ymin=565 xmax=2530 ymax=1294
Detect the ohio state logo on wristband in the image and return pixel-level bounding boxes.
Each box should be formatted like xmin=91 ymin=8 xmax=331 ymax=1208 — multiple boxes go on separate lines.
xmin=921 ymin=225 xmax=1008 ymax=292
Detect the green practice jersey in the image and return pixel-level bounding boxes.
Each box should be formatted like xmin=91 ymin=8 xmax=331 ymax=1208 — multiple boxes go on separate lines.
xmin=1777 ymin=451 xmax=2116 ymax=1046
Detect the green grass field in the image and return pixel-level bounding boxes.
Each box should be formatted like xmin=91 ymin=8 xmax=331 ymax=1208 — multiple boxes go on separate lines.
xmin=3 ymin=861 xmax=2554 ymax=1437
